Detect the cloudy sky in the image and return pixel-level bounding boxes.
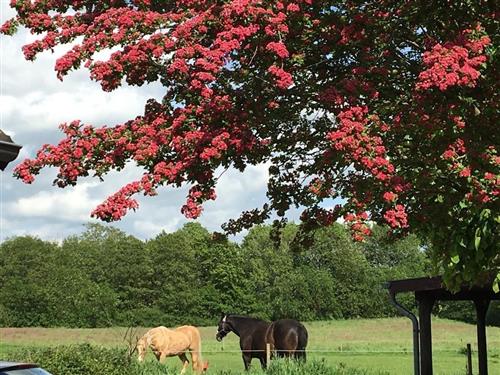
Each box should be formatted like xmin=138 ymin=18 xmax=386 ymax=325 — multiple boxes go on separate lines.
xmin=0 ymin=2 xmax=304 ymax=243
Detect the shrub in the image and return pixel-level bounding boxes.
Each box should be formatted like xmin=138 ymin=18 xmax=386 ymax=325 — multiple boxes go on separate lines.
xmin=216 ymin=359 xmax=389 ymax=375
xmin=8 ymin=345 xmax=388 ymax=375
xmin=7 ymin=344 xmax=170 ymax=375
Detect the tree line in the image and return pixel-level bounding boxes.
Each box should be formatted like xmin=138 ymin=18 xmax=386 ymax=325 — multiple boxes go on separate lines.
xmin=0 ymin=222 xmax=433 ymax=328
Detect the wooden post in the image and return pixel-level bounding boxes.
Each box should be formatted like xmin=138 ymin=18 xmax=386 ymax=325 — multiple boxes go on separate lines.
xmin=417 ymin=294 xmax=435 ymax=375
xmin=466 ymin=343 xmax=473 ymax=375
xmin=474 ymin=299 xmax=490 ymax=375
xmin=266 ymin=343 xmax=271 ymax=366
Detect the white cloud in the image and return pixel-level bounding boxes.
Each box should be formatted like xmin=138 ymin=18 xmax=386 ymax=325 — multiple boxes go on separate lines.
xmin=1 ymin=87 xmax=159 ymax=134
xmin=11 ymin=181 xmax=101 ymax=221
xmin=133 ymin=216 xmax=185 ymax=238
xmin=214 ymin=163 xmax=270 ymax=204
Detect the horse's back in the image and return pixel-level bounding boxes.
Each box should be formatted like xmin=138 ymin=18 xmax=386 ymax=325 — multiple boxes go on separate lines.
xmin=146 ymin=326 xmax=173 ymax=348
xmin=175 ymin=325 xmax=202 ymax=347
xmin=240 ymin=321 xmax=270 ymax=357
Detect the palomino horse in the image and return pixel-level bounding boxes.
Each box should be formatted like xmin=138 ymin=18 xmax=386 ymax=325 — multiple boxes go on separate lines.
xmin=215 ymin=314 xmax=308 ymax=370
xmin=137 ymin=325 xmax=208 ymax=374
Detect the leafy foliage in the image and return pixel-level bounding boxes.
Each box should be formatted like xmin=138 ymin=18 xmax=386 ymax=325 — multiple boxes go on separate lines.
xmin=7 ymin=344 xmax=167 ymax=375
xmin=0 ymin=223 xmax=428 ymax=328
xmin=2 ymin=1 xmax=498 ymax=287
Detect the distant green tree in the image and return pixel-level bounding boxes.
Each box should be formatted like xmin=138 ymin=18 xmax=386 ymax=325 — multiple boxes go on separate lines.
xmin=0 ymin=236 xmax=116 ymax=327
xmin=63 ymin=224 xmax=154 ymax=325
xmin=240 ymin=225 xmax=295 ymax=319
xmin=0 ymin=236 xmax=58 ymax=326
xmin=271 ymin=266 xmax=339 ymax=320
xmin=361 ymin=225 xmax=429 ymax=274
xmin=146 ymin=223 xmax=212 ymax=325
xmin=299 ymin=224 xmax=375 ymax=318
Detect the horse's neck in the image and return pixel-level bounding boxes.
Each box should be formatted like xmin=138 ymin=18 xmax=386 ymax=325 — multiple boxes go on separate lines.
xmin=230 ymin=317 xmax=268 ymax=337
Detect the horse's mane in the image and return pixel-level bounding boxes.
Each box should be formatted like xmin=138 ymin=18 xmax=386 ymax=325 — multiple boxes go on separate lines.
xmin=226 ymin=314 xmax=268 ymax=323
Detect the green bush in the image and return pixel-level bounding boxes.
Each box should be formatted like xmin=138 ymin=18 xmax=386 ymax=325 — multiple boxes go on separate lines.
xmin=7 ymin=344 xmax=170 ymax=375
xmin=8 ymin=345 xmax=388 ymax=375
xmin=216 ymin=358 xmax=389 ymax=375
xmin=487 ymin=301 xmax=500 ymax=327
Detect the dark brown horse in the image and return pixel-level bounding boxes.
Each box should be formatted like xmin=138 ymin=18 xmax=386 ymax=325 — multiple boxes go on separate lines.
xmin=266 ymin=319 xmax=308 ymax=361
xmin=215 ymin=314 xmax=308 ymax=370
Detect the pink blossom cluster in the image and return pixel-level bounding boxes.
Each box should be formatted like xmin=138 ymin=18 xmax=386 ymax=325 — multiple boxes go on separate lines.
xmin=266 ymin=41 xmax=289 ymax=58
xmin=268 ymin=65 xmax=294 ymax=89
xmin=416 ymin=27 xmax=491 ymax=91
xmin=92 ymin=182 xmax=142 ymax=222
xmin=344 ymin=212 xmax=371 ymax=242
xmin=327 ymin=106 xmax=414 ymax=230
xmin=181 ymin=186 xmax=217 ymax=219
xmin=328 ymin=106 xmax=395 ymax=182
xmin=383 ymin=205 xmax=408 ymax=229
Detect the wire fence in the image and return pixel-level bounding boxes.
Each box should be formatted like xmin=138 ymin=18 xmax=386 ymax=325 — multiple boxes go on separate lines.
xmin=177 ymin=348 xmax=477 ymax=354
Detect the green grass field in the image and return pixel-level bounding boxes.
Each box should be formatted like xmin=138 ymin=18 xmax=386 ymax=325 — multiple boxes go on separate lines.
xmin=1 ymin=318 xmax=500 ymax=374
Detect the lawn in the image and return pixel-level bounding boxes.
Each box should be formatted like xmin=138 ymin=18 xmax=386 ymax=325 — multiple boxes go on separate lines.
xmin=1 ymin=318 xmax=499 ymax=374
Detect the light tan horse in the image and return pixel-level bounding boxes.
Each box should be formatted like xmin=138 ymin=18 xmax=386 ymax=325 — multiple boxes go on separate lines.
xmin=136 ymin=325 xmax=208 ymax=374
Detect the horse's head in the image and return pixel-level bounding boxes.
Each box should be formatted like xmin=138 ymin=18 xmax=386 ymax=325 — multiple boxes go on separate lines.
xmin=136 ymin=336 xmax=148 ymax=362
xmin=216 ymin=313 xmax=232 ymax=342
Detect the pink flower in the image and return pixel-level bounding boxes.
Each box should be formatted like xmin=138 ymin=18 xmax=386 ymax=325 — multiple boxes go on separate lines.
xmin=416 ymin=28 xmax=491 ymax=91
xmin=268 ymin=65 xmax=293 ymax=89
xmin=384 ymin=204 xmax=408 ymax=228
xmin=266 ymin=41 xmax=289 ymax=58
xmin=459 ymin=167 xmax=471 ymax=178
xmin=484 ymin=172 xmax=496 ymax=181
xmin=383 ymin=191 xmax=398 ymax=202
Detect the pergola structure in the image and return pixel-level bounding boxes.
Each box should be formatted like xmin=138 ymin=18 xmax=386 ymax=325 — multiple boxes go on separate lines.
xmin=0 ymin=130 xmax=22 ymax=171
xmin=386 ymin=276 xmax=500 ymax=375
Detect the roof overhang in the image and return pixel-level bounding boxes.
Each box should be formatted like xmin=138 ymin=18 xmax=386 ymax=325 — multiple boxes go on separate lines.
xmin=385 ymin=275 xmax=500 ymax=301
xmin=0 ymin=132 xmax=22 ymax=171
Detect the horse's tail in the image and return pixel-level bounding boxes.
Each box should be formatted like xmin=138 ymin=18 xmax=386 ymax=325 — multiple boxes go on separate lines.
xmin=294 ymin=323 xmax=308 ymax=362
xmin=188 ymin=326 xmax=207 ymax=372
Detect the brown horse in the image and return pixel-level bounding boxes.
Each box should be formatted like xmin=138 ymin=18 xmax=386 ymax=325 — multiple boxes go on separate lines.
xmin=266 ymin=319 xmax=308 ymax=361
xmin=137 ymin=325 xmax=208 ymax=374
xmin=216 ymin=314 xmax=308 ymax=370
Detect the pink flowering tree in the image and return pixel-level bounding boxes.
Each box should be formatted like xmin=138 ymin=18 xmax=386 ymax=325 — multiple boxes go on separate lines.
xmin=3 ymin=1 xmax=498 ymax=288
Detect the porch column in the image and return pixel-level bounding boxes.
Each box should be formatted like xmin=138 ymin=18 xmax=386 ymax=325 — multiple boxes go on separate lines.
xmin=474 ymin=298 xmax=490 ymax=375
xmin=417 ymin=293 xmax=435 ymax=375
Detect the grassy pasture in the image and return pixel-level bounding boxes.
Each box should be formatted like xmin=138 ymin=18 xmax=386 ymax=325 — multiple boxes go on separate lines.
xmin=1 ymin=318 xmax=500 ymax=374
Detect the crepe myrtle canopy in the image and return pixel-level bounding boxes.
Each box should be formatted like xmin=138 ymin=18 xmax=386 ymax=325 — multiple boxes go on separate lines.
xmin=2 ymin=1 xmax=498 ymax=288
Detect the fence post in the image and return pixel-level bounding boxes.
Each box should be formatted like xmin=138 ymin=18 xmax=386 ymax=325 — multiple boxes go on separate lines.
xmin=466 ymin=343 xmax=473 ymax=375
xmin=266 ymin=343 xmax=271 ymax=366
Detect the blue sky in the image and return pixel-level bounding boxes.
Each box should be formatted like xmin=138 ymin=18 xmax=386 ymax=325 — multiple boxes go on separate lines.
xmin=0 ymin=2 xmax=299 ymax=242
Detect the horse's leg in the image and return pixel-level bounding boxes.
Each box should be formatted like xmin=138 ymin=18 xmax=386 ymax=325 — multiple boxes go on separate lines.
xmin=189 ymin=346 xmax=201 ymax=372
xmin=242 ymin=353 xmax=252 ymax=371
xmin=294 ymin=349 xmax=306 ymax=362
xmin=158 ymin=351 xmax=168 ymax=363
xmin=178 ymin=353 xmax=189 ymax=375
xmin=259 ymin=355 xmax=267 ymax=370
xmin=137 ymin=348 xmax=145 ymax=362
